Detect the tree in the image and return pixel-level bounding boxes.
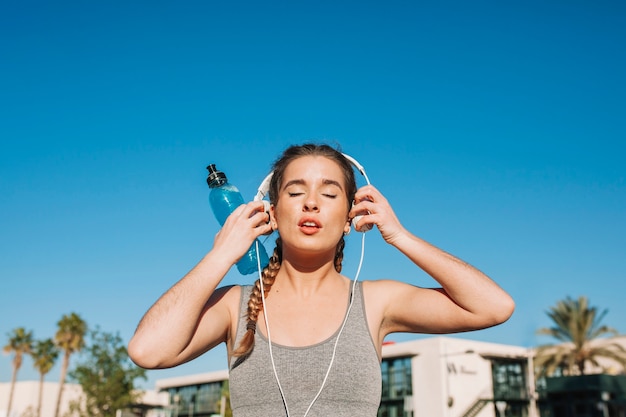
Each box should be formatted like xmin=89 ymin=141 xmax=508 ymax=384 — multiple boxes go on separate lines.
xmin=31 ymin=338 xmax=59 ymax=417
xmin=68 ymin=328 xmax=146 ymax=417
xmin=535 ymin=295 xmax=626 ymax=377
xmin=3 ymin=327 xmax=34 ymax=417
xmin=215 ymin=380 xmax=232 ymax=417
xmin=54 ymin=312 xmax=87 ymax=417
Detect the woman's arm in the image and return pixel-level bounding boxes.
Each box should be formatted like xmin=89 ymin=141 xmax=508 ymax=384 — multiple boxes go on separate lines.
xmin=352 ymin=185 xmax=515 ymax=344
xmin=127 ymin=201 xmax=271 ymax=369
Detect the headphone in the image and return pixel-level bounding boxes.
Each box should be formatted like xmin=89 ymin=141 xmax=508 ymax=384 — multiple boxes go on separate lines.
xmin=252 ymin=151 xmax=371 ymax=417
xmin=253 ymin=152 xmax=372 ymax=233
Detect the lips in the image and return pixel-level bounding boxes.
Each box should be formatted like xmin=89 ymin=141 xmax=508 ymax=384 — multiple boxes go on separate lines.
xmin=298 ymin=218 xmax=321 ymax=233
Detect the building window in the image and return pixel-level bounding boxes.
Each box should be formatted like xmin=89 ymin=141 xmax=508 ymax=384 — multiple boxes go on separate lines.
xmin=167 ymin=381 xmax=225 ymax=417
xmin=491 ymin=359 xmax=529 ymax=417
xmin=379 ymin=356 xmax=414 ymax=417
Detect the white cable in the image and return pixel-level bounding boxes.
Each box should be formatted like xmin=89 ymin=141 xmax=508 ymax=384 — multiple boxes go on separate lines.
xmin=256 ymin=240 xmax=291 ymax=416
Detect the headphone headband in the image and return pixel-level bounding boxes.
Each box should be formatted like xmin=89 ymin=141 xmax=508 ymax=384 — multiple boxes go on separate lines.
xmin=254 ymin=152 xmax=369 ymax=202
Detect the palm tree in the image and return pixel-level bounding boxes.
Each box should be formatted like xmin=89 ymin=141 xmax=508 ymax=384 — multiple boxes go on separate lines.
xmin=535 ymin=295 xmax=626 ymax=377
xmin=3 ymin=327 xmax=34 ymax=417
xmin=31 ymin=338 xmax=59 ymax=417
xmin=53 ymin=312 xmax=87 ymax=417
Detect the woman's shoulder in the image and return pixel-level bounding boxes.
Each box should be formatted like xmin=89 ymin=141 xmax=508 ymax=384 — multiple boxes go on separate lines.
xmin=212 ymin=284 xmax=248 ymax=310
xmin=362 ymin=278 xmax=417 ymax=292
xmin=362 ymin=279 xmax=399 ymax=307
xmin=362 ymin=279 xmax=426 ymax=307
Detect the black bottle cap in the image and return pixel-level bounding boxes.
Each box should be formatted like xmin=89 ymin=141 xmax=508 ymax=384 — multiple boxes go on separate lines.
xmin=206 ymin=164 xmax=227 ymax=188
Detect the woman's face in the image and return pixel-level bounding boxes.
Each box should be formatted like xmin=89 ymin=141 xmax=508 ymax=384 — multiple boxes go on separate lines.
xmin=272 ymin=155 xmax=351 ymax=256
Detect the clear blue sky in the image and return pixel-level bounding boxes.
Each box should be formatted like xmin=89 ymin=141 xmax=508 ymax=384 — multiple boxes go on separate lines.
xmin=1 ymin=1 xmax=625 ymax=390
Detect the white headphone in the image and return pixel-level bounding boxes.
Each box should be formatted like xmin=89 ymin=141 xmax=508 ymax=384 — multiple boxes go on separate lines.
xmin=252 ymin=151 xmax=371 ymax=417
xmin=253 ymin=152 xmax=372 ymax=233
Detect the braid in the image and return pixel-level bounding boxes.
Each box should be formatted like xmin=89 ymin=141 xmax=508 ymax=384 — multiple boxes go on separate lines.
xmin=334 ymin=236 xmax=345 ymax=273
xmin=232 ymin=238 xmax=283 ymax=357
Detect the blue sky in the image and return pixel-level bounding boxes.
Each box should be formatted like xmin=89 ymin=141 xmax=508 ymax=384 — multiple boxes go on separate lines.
xmin=1 ymin=1 xmax=625 ymax=389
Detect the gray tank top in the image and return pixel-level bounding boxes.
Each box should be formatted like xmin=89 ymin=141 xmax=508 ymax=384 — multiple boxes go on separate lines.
xmin=229 ymin=281 xmax=381 ymax=417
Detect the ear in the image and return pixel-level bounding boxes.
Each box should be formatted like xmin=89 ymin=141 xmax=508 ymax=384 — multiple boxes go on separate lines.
xmin=344 ymin=218 xmax=351 ymax=235
xmin=269 ymin=204 xmax=278 ymax=230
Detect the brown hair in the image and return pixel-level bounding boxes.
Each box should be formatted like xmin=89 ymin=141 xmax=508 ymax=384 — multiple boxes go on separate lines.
xmin=231 ymin=143 xmax=357 ymax=357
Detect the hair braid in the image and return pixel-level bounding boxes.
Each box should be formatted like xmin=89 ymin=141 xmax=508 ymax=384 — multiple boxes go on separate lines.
xmin=334 ymin=236 xmax=345 ymax=273
xmin=232 ymin=238 xmax=283 ymax=357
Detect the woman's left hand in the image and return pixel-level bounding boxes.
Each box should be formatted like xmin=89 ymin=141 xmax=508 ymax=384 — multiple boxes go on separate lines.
xmin=350 ymin=185 xmax=407 ymax=244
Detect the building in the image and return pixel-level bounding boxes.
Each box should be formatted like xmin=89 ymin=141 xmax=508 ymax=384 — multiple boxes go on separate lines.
xmin=155 ymin=336 xmax=537 ymax=417
xmin=0 ymin=381 xmax=82 ymax=417
xmin=155 ymin=370 xmax=229 ymax=417
xmin=380 ymin=336 xmax=535 ymax=417
xmin=0 ymin=381 xmax=167 ymax=417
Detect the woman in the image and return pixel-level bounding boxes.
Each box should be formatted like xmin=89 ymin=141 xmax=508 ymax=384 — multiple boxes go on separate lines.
xmin=128 ymin=143 xmax=514 ymax=417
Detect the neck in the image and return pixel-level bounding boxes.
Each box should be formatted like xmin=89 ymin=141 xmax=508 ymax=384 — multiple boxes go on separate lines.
xmin=274 ymin=259 xmax=344 ymax=296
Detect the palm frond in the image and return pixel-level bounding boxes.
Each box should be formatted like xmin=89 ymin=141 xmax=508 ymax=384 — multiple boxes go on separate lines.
xmin=534 ymin=296 xmax=623 ymax=376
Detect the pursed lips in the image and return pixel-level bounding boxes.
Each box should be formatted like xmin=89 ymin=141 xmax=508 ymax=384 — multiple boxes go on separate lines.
xmin=298 ymin=218 xmax=321 ymax=233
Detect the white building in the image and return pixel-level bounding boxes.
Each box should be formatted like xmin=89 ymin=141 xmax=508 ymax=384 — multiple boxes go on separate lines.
xmin=0 ymin=381 xmax=167 ymax=417
xmin=0 ymin=381 xmax=82 ymax=417
xmin=380 ymin=336 xmax=536 ymax=417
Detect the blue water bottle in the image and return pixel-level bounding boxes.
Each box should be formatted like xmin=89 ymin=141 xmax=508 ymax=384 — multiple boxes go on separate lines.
xmin=206 ymin=164 xmax=269 ymax=275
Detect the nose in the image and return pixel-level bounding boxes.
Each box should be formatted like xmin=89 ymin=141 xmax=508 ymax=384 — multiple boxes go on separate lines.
xmin=303 ymin=195 xmax=319 ymax=212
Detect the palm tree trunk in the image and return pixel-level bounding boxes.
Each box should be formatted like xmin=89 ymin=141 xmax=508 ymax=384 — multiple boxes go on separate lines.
xmin=37 ymin=372 xmax=45 ymax=417
xmin=6 ymin=366 xmax=17 ymax=417
xmin=54 ymin=353 xmax=70 ymax=417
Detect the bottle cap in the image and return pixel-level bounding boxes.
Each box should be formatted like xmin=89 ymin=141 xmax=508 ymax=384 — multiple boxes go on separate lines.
xmin=206 ymin=164 xmax=228 ymax=188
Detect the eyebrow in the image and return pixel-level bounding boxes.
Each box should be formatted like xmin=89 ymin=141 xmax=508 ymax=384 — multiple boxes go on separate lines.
xmin=282 ymin=178 xmax=344 ymax=191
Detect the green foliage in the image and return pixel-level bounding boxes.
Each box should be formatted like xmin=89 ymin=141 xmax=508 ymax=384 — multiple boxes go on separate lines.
xmin=535 ymin=295 xmax=626 ymax=377
xmin=54 ymin=312 xmax=88 ymax=417
xmin=55 ymin=312 xmax=88 ymax=354
xmin=4 ymin=327 xmax=34 ymax=370
xmin=3 ymin=327 xmax=35 ymax=416
xmin=215 ymin=380 xmax=232 ymax=417
xmin=31 ymin=338 xmax=60 ymax=417
xmin=32 ymin=338 xmax=59 ymax=376
xmin=68 ymin=328 xmax=147 ymax=417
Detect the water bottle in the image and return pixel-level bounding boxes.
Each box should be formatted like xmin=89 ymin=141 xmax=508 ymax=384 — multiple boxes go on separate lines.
xmin=206 ymin=164 xmax=269 ymax=275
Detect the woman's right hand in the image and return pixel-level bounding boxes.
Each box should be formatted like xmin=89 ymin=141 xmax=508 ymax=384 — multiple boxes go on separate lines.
xmin=212 ymin=200 xmax=272 ymax=266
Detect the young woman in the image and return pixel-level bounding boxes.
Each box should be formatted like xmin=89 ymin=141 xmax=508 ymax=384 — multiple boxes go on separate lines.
xmin=128 ymin=143 xmax=515 ymax=417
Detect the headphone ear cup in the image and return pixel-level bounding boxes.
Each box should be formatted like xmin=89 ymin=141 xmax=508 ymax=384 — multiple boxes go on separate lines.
xmin=262 ymin=200 xmax=272 ymax=229
xmin=351 ymin=202 xmax=372 ymax=232
xmin=352 ymin=215 xmax=371 ymax=232
xmin=262 ymin=200 xmax=270 ymax=216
